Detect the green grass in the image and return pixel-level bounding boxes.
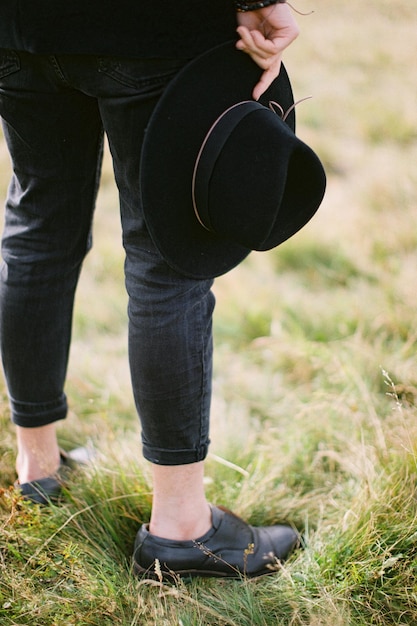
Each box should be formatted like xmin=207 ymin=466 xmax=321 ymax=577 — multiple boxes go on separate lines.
xmin=1 ymin=0 xmax=417 ymax=623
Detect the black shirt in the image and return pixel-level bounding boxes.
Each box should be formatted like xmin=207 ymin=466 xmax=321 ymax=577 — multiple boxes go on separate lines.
xmin=0 ymin=0 xmax=238 ymax=59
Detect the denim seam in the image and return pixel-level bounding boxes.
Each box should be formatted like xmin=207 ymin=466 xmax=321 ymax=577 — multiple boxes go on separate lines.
xmin=198 ymin=284 xmax=209 ymax=461
xmin=48 ymin=55 xmax=71 ymax=87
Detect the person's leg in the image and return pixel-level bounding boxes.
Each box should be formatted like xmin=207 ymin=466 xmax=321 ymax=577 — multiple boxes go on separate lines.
xmin=0 ymin=51 xmax=104 ymax=483
xmin=126 ymin=252 xmax=214 ymax=540
xmin=94 ymin=57 xmax=299 ymax=576
xmin=94 ymin=56 xmax=215 ymax=538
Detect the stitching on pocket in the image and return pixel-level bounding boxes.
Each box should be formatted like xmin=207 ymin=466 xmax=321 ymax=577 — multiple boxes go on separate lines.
xmin=0 ymin=49 xmax=20 ymax=79
xmin=98 ymin=57 xmax=186 ymax=90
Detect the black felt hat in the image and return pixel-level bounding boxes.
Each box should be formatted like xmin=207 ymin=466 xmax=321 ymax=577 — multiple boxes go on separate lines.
xmin=140 ymin=41 xmax=326 ymax=279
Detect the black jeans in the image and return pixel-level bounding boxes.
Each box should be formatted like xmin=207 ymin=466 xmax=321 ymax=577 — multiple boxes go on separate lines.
xmin=0 ymin=50 xmax=215 ymax=465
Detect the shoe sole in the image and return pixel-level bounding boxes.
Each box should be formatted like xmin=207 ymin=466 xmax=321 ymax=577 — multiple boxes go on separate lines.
xmin=133 ymin=559 xmax=282 ymax=581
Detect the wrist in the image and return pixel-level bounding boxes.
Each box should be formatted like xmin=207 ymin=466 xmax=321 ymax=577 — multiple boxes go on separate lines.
xmin=235 ymin=0 xmax=286 ymax=12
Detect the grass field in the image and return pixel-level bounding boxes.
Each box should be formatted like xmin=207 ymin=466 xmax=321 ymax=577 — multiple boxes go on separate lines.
xmin=1 ymin=1 xmax=417 ymax=624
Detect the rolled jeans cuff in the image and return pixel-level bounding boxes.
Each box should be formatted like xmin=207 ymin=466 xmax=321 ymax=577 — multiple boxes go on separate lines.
xmin=9 ymin=392 xmax=68 ymax=428
xmin=142 ymin=441 xmax=210 ymax=466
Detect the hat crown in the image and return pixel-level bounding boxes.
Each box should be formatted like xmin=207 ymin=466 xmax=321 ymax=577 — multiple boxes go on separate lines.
xmin=193 ymin=101 xmax=325 ymax=251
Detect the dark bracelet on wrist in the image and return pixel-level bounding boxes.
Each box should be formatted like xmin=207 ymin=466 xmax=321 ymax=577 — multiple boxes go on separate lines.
xmin=235 ymin=0 xmax=286 ymax=12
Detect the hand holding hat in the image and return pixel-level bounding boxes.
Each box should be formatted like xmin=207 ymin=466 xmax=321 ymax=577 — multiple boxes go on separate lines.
xmin=236 ymin=2 xmax=300 ymax=100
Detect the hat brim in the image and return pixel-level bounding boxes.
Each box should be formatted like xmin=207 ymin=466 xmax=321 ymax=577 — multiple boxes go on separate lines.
xmin=140 ymin=41 xmax=295 ymax=279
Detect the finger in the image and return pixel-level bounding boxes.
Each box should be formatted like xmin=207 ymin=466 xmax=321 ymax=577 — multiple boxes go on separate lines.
xmin=236 ymin=43 xmax=279 ymax=67
xmin=237 ymin=43 xmax=279 ymax=71
xmin=237 ymin=26 xmax=277 ymax=52
xmin=237 ymin=36 xmax=285 ymax=70
xmin=250 ymin=28 xmax=293 ymax=56
xmin=236 ymin=25 xmax=259 ymax=52
xmin=250 ymin=28 xmax=279 ymax=48
xmin=252 ymin=59 xmax=282 ymax=100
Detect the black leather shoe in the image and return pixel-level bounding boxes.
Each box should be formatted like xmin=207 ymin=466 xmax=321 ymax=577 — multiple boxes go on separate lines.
xmin=133 ymin=505 xmax=299 ymax=580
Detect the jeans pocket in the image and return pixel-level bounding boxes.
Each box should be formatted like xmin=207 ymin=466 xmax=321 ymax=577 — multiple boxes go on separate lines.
xmin=0 ymin=49 xmax=20 ymax=79
xmin=98 ymin=56 xmax=188 ymax=92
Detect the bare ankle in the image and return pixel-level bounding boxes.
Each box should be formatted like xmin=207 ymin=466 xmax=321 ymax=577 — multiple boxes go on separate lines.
xmin=15 ymin=424 xmax=60 ymax=483
xmin=149 ymin=502 xmax=212 ymax=541
xmin=149 ymin=462 xmax=212 ymax=541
